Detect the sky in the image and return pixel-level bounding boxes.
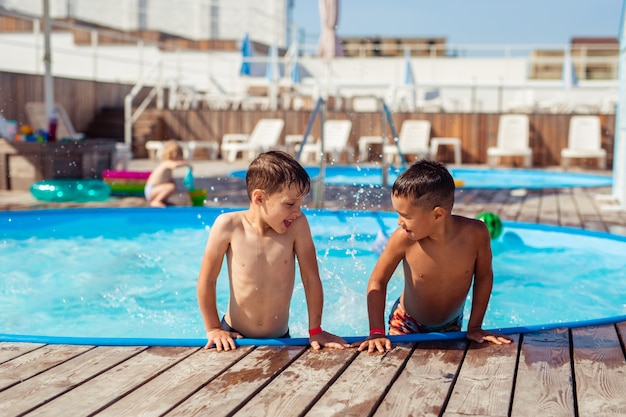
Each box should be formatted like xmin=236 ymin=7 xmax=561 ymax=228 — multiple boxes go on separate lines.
xmin=292 ymin=0 xmax=623 ymax=45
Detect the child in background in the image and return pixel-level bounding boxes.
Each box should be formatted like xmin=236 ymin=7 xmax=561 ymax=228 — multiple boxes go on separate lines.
xmin=197 ymin=151 xmax=349 ymax=351
xmin=144 ymin=140 xmax=191 ymax=207
xmin=359 ymin=160 xmax=512 ymax=353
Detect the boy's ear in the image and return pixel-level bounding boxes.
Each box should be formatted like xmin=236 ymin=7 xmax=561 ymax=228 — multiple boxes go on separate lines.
xmin=433 ymin=206 xmax=446 ymax=220
xmin=251 ymin=189 xmax=265 ymax=205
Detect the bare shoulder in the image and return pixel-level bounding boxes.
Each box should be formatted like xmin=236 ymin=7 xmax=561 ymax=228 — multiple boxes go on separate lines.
xmin=212 ymin=210 xmax=245 ymax=231
xmin=453 ymin=215 xmax=491 ymax=238
xmin=290 ymin=213 xmax=313 ymax=238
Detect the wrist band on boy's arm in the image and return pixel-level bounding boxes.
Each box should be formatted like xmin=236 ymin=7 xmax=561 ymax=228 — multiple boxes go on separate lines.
xmin=370 ymin=327 xmax=385 ymax=336
xmin=309 ymin=326 xmax=323 ymax=337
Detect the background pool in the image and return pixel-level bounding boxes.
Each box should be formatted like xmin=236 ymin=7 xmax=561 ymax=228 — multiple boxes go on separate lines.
xmin=230 ymin=166 xmax=613 ymax=189
xmin=1 ymin=207 xmax=625 ymax=340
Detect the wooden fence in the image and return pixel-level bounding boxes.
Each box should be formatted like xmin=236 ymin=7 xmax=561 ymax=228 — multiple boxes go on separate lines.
xmin=0 ymin=71 xmax=616 ymax=168
xmin=156 ymin=109 xmax=616 ymax=167
xmin=0 ymin=71 xmax=138 ymax=134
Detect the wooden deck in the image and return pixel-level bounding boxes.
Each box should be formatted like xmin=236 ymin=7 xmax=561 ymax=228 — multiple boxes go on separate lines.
xmin=1 ymin=181 xmax=626 ymax=416
xmin=0 ymin=322 xmax=625 ymax=416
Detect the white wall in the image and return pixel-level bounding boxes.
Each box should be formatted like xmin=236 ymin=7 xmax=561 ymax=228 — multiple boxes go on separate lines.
xmin=0 ymin=26 xmax=617 ymax=113
xmin=0 ymin=0 xmax=288 ymax=46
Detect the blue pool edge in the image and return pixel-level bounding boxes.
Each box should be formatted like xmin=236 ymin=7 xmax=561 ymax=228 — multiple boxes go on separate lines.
xmin=2 ymin=314 xmax=625 ymax=347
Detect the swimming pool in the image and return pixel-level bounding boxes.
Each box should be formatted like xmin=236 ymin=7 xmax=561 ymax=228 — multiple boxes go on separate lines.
xmin=1 ymin=207 xmax=625 ymax=344
xmin=230 ymin=166 xmax=613 ymax=189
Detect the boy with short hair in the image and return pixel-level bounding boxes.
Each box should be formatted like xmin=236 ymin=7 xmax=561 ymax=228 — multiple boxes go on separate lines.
xmin=359 ymin=160 xmax=512 ymax=353
xmin=197 ymin=151 xmax=349 ymax=351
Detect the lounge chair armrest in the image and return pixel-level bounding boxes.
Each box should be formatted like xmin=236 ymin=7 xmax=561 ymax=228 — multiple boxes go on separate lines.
xmin=222 ymin=134 xmax=249 ymax=144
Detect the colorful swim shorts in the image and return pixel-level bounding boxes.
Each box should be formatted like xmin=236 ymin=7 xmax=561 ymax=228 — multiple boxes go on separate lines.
xmin=388 ymin=298 xmax=463 ymax=335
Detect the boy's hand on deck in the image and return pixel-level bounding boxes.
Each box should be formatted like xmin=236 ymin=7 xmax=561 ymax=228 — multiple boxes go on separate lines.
xmin=467 ymin=328 xmax=513 ymax=345
xmin=310 ymin=331 xmax=351 ymax=350
xmin=204 ymin=328 xmax=242 ymax=351
xmin=357 ymin=335 xmax=392 ymax=353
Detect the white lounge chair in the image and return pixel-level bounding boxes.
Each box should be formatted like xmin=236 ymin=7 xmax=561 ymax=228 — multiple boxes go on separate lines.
xmin=298 ymin=120 xmax=353 ymax=163
xmin=220 ymin=118 xmax=285 ymax=163
xmin=561 ymin=115 xmax=607 ymax=170
xmin=145 ymin=140 xmax=192 ymax=160
xmin=486 ymin=114 xmax=532 ymax=167
xmin=383 ymin=120 xmax=431 ymax=164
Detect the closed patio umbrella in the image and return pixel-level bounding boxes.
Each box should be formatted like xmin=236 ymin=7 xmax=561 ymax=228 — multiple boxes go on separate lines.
xmin=317 ymin=0 xmax=344 ymax=58
xmin=562 ymin=47 xmax=578 ymax=89
xmin=240 ymin=32 xmax=252 ymax=76
xmin=404 ymin=48 xmax=415 ymax=85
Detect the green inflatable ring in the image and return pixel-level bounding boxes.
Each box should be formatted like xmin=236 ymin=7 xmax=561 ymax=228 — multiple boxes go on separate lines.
xmin=30 ymin=179 xmax=111 ymax=202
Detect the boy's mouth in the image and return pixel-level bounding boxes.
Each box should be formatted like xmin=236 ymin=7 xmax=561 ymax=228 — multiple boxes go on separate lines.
xmin=284 ymin=219 xmax=293 ymax=228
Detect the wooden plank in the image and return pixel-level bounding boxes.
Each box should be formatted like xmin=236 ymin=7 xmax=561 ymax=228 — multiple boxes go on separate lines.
xmin=307 ymin=343 xmax=412 ymax=416
xmin=234 ymin=347 xmax=358 ymax=417
xmin=25 ymin=346 xmax=195 ymax=417
xmin=571 ymin=188 xmax=607 ymax=232
xmin=572 ymin=325 xmax=626 ymax=416
xmin=510 ymin=328 xmax=575 ymax=417
xmin=0 ymin=342 xmax=44 ymax=363
xmin=617 ymin=321 xmax=626 ymax=346
xmin=95 ymin=346 xmax=252 ymax=417
xmin=517 ymin=190 xmax=541 ymax=223
xmin=374 ymin=340 xmax=467 ymax=417
xmin=538 ymin=189 xmax=560 ymax=226
xmin=499 ymin=188 xmax=524 ymax=221
xmin=444 ymin=334 xmax=519 ymax=417
xmin=0 ymin=346 xmax=144 ymax=416
xmin=0 ymin=344 xmax=93 ymax=390
xmin=168 ymin=345 xmax=306 ymax=416
xmin=556 ymin=189 xmax=583 ymax=228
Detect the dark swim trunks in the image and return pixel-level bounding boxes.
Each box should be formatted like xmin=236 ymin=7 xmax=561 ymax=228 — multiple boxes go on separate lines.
xmin=388 ymin=298 xmax=463 ymax=335
xmin=220 ymin=316 xmax=291 ymax=338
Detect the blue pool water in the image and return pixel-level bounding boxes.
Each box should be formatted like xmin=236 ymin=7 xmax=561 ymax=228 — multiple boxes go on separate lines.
xmin=230 ymin=166 xmax=613 ymax=189
xmin=1 ymin=207 xmax=625 ymax=341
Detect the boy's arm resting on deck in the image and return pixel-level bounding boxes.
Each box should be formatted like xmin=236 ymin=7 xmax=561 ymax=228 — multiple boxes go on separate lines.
xmin=358 ymin=229 xmax=405 ymax=353
xmin=466 ymin=222 xmax=512 ymax=345
xmin=197 ymin=214 xmax=242 ymax=351
xmin=295 ymin=216 xmax=349 ymax=350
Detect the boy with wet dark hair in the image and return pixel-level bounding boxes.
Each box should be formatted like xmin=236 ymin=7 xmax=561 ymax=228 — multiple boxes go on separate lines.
xmin=359 ymin=160 xmax=512 ymax=353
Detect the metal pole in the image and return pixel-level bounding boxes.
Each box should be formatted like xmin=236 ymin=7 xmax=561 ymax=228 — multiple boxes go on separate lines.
xmin=43 ymin=0 xmax=54 ymax=122
xmin=380 ymin=98 xmax=388 ymax=188
xmin=312 ymin=101 xmax=327 ymax=208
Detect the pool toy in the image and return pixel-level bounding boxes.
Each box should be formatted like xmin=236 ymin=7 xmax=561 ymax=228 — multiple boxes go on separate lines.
xmin=183 ymin=167 xmax=207 ymax=206
xmin=102 ymin=170 xmax=151 ymax=196
xmin=476 ymin=211 xmax=503 ymax=240
xmin=30 ymin=179 xmax=111 ymax=202
xmin=454 ymin=179 xmax=465 ymax=187
xmin=189 ymin=188 xmax=207 ymax=206
xmin=183 ymin=167 xmax=195 ymax=190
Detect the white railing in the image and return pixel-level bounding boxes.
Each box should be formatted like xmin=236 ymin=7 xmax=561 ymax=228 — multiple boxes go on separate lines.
xmin=123 ymin=61 xmax=164 ymax=147
xmin=0 ymin=10 xmax=620 ymax=116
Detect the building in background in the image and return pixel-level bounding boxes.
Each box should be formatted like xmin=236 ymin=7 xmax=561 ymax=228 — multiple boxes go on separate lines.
xmin=0 ymin=0 xmax=293 ymax=47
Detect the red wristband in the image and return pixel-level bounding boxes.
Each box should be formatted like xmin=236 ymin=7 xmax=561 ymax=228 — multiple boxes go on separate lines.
xmin=309 ymin=326 xmax=323 ymax=337
xmin=370 ymin=327 xmax=385 ymax=336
